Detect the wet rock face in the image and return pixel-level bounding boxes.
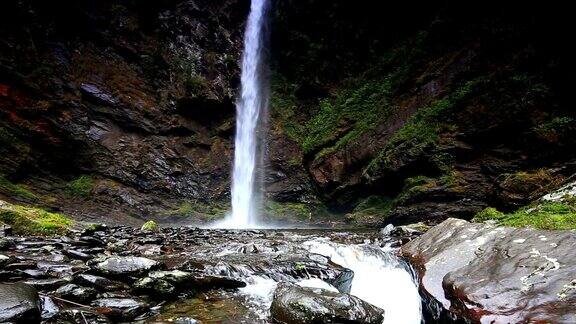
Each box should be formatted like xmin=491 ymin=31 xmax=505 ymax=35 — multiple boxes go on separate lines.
xmin=0 ymin=282 xmax=41 ymax=323
xmin=270 ymin=282 xmax=384 ymax=324
xmin=0 ymin=0 xmax=249 ymax=224
xmin=403 ymin=218 xmax=576 ymax=323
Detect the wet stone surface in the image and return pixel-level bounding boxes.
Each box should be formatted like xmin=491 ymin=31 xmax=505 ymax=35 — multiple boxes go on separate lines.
xmin=0 ymin=226 xmax=400 ymax=323
xmin=271 ymin=282 xmax=385 ymax=324
xmin=403 ymin=218 xmax=576 ymax=323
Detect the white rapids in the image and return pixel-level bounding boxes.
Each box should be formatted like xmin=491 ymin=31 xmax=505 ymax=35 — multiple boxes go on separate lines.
xmin=238 ymin=238 xmax=422 ymax=324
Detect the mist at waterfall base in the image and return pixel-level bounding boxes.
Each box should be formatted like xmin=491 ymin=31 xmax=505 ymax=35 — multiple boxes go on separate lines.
xmin=213 ymin=0 xmax=269 ymax=229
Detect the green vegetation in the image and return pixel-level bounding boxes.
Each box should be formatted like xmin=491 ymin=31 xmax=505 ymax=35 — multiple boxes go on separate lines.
xmin=0 ymin=175 xmax=38 ymax=201
xmin=270 ymin=35 xmax=426 ymax=159
xmin=473 ymin=202 xmax=576 ymax=230
xmin=141 ymin=220 xmax=158 ymax=231
xmin=263 ymin=201 xmax=316 ymax=221
xmin=534 ymin=116 xmax=575 ymax=141
xmin=365 ymin=78 xmax=485 ymax=175
xmin=66 ymin=175 xmax=94 ymax=197
xmin=302 ymin=78 xmax=394 ymax=157
xmin=345 ymin=195 xmax=394 ymax=224
xmin=0 ymin=201 xmax=73 ymax=235
xmin=165 ymin=200 xmax=229 ymax=221
xmin=270 ymin=77 xmax=304 ymax=143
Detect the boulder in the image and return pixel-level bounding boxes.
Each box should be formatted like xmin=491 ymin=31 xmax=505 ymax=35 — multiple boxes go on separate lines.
xmin=0 ymin=282 xmax=41 ymax=323
xmin=403 ymin=218 xmax=576 ymax=323
xmin=270 ymin=282 xmax=384 ymax=324
xmin=94 ymin=256 xmax=160 ymax=277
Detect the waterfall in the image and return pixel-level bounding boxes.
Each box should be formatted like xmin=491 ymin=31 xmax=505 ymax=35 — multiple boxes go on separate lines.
xmin=219 ymin=0 xmax=270 ymax=228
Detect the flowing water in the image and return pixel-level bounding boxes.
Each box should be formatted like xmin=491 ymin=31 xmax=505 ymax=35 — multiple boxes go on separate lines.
xmin=219 ymin=0 xmax=270 ymax=229
xmin=152 ymin=229 xmax=422 ymax=323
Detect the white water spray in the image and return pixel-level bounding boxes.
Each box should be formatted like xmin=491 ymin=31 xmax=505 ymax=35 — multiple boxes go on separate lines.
xmin=236 ymin=238 xmax=422 ymax=323
xmin=218 ymin=0 xmax=270 ymax=229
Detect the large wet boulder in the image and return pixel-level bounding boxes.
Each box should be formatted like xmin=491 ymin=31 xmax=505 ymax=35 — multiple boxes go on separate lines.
xmin=270 ymin=282 xmax=384 ymax=324
xmin=403 ymin=218 xmax=576 ymax=323
xmin=0 ymin=282 xmax=41 ymax=323
xmin=93 ymin=256 xmax=160 ymax=277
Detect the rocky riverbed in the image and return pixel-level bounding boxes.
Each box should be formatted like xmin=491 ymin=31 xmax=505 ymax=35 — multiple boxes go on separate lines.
xmin=2 ymin=219 xmax=575 ymax=323
xmin=0 ymin=225 xmax=420 ymax=323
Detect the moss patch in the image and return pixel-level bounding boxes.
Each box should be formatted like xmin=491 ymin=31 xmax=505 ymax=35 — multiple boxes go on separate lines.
xmin=66 ymin=175 xmax=94 ymax=197
xmin=533 ymin=116 xmax=576 ymax=142
xmin=365 ymin=78 xmax=485 ymax=175
xmin=345 ymin=196 xmax=394 ymax=225
xmin=165 ymin=201 xmax=229 ymax=222
xmin=141 ymin=220 xmax=158 ymax=231
xmin=0 ymin=201 xmax=73 ymax=235
xmin=0 ymin=175 xmax=38 ymax=201
xmin=473 ymin=202 xmax=576 ymax=230
xmin=262 ymin=201 xmax=333 ymax=223
xmin=270 ymin=35 xmax=425 ymax=159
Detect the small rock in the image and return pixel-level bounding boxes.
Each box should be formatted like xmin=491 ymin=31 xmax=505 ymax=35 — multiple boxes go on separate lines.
xmin=75 ymin=274 xmax=127 ymax=291
xmin=45 ymin=309 xmax=111 ymax=324
xmin=192 ymin=275 xmax=247 ymax=290
xmin=94 ymin=256 xmax=160 ymax=277
xmin=0 ymin=237 xmax=13 ymax=250
xmin=40 ymin=296 xmax=59 ymax=320
xmin=0 ymin=282 xmax=41 ymax=323
xmin=0 ymin=223 xmax=12 ymax=237
xmin=92 ymin=298 xmax=148 ymax=321
xmin=0 ymin=254 xmax=9 ymax=268
xmin=175 ymin=317 xmax=198 ymax=324
xmin=82 ymin=223 xmax=109 ymax=236
xmin=55 ymin=284 xmax=97 ymax=303
xmin=19 ymin=268 xmax=48 ymax=278
xmin=133 ymin=276 xmax=176 ymax=297
xmin=270 ymin=282 xmax=384 ymax=324
xmin=5 ymin=260 xmax=36 ymax=270
xmin=63 ymin=249 xmax=92 ymax=261
xmin=80 ymin=83 xmax=118 ymax=106
xmin=23 ymin=278 xmax=70 ymax=290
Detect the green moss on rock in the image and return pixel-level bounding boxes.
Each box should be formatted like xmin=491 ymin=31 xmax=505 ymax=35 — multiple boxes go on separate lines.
xmin=0 ymin=175 xmax=38 ymax=201
xmin=66 ymin=175 xmax=94 ymax=197
xmin=365 ymin=78 xmax=485 ymax=175
xmin=473 ymin=203 xmax=576 ymax=230
xmin=0 ymin=200 xmax=73 ymax=235
xmin=345 ymin=196 xmax=394 ymax=226
xmin=141 ymin=220 xmax=158 ymax=231
xmin=165 ymin=200 xmax=229 ymax=222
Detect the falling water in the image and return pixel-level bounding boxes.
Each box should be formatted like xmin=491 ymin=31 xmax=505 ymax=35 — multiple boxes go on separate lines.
xmin=220 ymin=0 xmax=270 ymax=228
